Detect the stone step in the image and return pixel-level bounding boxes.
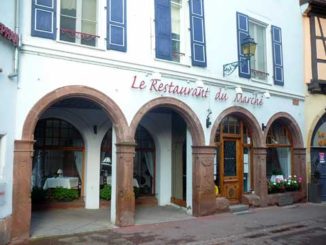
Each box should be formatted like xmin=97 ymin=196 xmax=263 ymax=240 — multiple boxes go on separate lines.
xmin=229 ymin=204 xmax=250 ymax=213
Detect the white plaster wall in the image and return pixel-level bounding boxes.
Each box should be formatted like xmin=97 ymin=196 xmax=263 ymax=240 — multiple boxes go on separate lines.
xmin=0 ymin=0 xmax=17 ymax=219
xmin=19 ymin=0 xmax=304 ymax=94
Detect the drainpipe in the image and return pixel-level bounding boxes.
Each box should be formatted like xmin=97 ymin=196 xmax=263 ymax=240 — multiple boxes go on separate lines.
xmin=8 ymin=0 xmax=20 ymax=81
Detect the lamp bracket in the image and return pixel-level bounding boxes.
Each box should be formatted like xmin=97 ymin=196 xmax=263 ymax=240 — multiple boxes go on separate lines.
xmin=223 ymin=59 xmax=248 ymax=77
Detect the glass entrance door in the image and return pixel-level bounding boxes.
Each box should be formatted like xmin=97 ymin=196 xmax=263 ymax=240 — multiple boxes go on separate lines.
xmin=221 ymin=138 xmax=242 ymax=203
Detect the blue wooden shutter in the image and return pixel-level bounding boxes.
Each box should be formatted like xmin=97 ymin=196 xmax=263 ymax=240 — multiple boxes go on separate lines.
xmin=236 ymin=12 xmax=251 ymax=79
xmin=155 ymin=0 xmax=172 ymax=60
xmin=189 ymin=0 xmax=207 ymax=67
xmin=31 ymin=0 xmax=56 ymax=39
xmin=271 ymin=26 xmax=284 ymax=85
xmin=107 ymin=0 xmax=127 ymax=51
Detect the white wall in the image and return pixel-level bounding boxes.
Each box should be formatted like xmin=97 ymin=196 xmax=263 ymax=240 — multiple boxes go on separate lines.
xmin=0 ymin=0 xmax=17 ymax=219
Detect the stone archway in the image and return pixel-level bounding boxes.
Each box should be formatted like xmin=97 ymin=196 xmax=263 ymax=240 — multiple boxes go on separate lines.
xmin=264 ymin=112 xmax=306 ymax=201
xmin=209 ymin=106 xmax=266 ymax=205
xmin=11 ymin=86 xmax=129 ymax=243
xmin=264 ymin=112 xmax=304 ymax=148
xmin=130 ymin=97 xmax=205 ymax=146
xmin=209 ymin=106 xmax=263 ymax=147
xmin=306 ymin=110 xmax=326 ymax=183
xmin=130 ymin=97 xmax=216 ymax=217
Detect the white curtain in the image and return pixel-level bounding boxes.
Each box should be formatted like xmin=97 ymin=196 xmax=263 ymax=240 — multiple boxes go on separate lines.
xmin=82 ymin=0 xmax=97 ymax=35
xmin=32 ymin=150 xmax=43 ymax=188
xmin=61 ymin=0 xmax=76 ymax=10
xmin=276 ymin=147 xmax=291 ymax=178
xmin=74 ymin=151 xmax=83 ymax=181
xmin=144 ymin=152 xmax=154 ymax=177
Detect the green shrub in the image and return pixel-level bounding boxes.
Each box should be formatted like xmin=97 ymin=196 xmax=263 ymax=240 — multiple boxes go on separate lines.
xmin=100 ymin=184 xmax=111 ymax=200
xmin=134 ymin=187 xmax=140 ymax=199
xmin=52 ymin=187 xmax=79 ymax=201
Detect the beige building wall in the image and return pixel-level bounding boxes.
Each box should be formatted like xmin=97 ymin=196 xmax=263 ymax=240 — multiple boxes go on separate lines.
xmin=303 ymin=12 xmax=326 ymax=182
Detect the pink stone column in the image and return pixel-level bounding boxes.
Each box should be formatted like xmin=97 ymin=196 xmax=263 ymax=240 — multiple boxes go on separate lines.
xmin=11 ymin=140 xmax=34 ymax=244
xmin=293 ymin=148 xmax=307 ymax=201
xmin=192 ymin=146 xmax=216 ymax=216
xmin=252 ymin=147 xmax=268 ymax=206
xmin=115 ymin=142 xmax=137 ymax=227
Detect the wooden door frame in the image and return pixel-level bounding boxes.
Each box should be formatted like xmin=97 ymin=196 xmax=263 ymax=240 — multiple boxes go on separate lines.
xmin=220 ymin=137 xmax=243 ymax=202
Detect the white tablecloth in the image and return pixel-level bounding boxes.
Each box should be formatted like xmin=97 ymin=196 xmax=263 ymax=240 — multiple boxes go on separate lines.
xmin=43 ymin=177 xmax=79 ymax=190
xmin=106 ymin=176 xmax=139 ymax=188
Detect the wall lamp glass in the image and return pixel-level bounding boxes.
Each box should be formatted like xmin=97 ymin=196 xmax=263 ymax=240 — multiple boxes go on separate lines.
xmin=235 ymin=86 xmax=243 ymax=95
xmin=196 ymin=79 xmax=204 ymax=87
xmin=223 ymin=35 xmax=257 ymax=77
xmin=263 ymin=91 xmax=271 ymax=99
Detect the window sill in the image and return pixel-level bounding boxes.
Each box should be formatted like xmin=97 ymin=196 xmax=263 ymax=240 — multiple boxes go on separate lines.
xmin=56 ymin=40 xmax=106 ymax=52
xmin=250 ymin=77 xmax=272 ymax=86
xmin=154 ymin=58 xmax=191 ymax=68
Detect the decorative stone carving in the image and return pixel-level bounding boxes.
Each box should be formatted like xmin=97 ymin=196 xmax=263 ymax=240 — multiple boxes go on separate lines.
xmin=192 ymin=146 xmax=216 ymax=216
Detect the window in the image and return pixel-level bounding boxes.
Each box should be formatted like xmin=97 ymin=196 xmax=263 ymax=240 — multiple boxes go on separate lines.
xmin=31 ymin=0 xmax=127 ymax=51
xmin=266 ymin=121 xmax=293 ymax=179
xmin=249 ymin=20 xmax=268 ymax=80
xmin=237 ymin=13 xmax=283 ymax=83
xmin=60 ymin=0 xmax=98 ymax=47
xmin=155 ymin=0 xmax=207 ymax=66
xmin=171 ymin=0 xmax=182 ymax=62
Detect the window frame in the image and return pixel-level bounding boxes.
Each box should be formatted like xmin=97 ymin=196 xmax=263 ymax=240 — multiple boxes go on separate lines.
xmin=266 ymin=123 xmax=293 ymax=179
xmin=248 ymin=18 xmax=269 ymax=82
xmin=154 ymin=0 xmax=191 ymax=65
xmin=58 ymin=0 xmax=99 ymax=47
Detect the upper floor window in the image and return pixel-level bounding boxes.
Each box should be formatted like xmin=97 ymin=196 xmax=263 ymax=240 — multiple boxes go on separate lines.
xmin=155 ymin=0 xmax=207 ymax=67
xmin=237 ymin=12 xmax=283 ymax=85
xmin=60 ymin=0 xmax=98 ymax=47
xmin=31 ymin=0 xmax=127 ymax=51
xmin=249 ymin=20 xmax=267 ymax=81
xmin=171 ymin=0 xmax=182 ymax=62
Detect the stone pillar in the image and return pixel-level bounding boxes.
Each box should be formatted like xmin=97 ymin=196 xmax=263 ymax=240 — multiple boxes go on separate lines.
xmin=293 ymin=148 xmax=307 ymax=200
xmin=11 ymin=140 xmax=34 ymax=244
xmin=115 ymin=142 xmax=136 ymax=227
xmin=252 ymin=147 xmax=267 ymax=207
xmin=192 ymin=146 xmax=216 ymax=216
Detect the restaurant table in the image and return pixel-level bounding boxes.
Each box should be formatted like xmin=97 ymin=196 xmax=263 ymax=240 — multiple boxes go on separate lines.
xmin=43 ymin=177 xmax=79 ymax=190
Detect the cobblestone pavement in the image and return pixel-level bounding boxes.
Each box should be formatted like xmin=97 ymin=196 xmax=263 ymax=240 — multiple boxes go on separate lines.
xmin=29 ymin=203 xmax=326 ymax=245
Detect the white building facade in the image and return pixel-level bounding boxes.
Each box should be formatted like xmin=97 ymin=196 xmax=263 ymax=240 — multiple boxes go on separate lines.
xmin=2 ymin=0 xmax=306 ymax=244
xmin=0 ymin=1 xmax=19 ymax=244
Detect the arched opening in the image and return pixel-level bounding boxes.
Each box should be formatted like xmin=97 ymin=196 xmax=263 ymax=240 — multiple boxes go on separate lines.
xmin=11 ymin=86 xmax=129 ymax=242
xmin=133 ymin=108 xmax=188 ymax=208
xmin=130 ymin=97 xmax=210 ymax=218
xmin=264 ymin=113 xmax=306 ymax=204
xmin=310 ymin=113 xmax=326 ymax=201
xmin=29 ymin=97 xmax=114 ymax=237
xmin=266 ymin=120 xmax=293 ymax=180
xmin=213 ymin=115 xmax=254 ymax=203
